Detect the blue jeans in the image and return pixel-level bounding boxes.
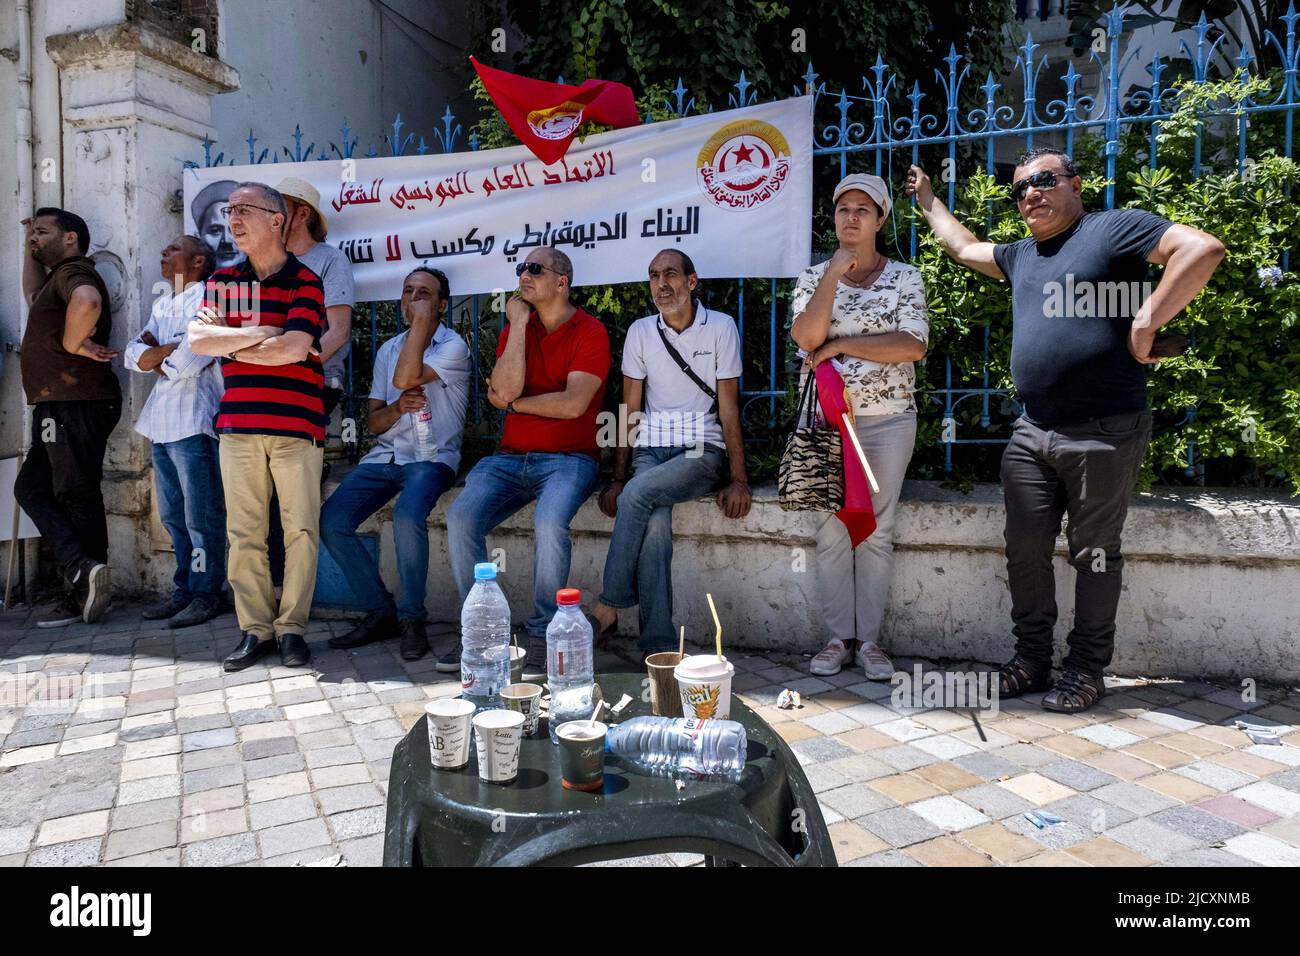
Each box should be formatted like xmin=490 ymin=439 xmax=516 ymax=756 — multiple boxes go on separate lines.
xmin=320 ymin=461 xmax=456 ymax=621
xmin=599 ymin=444 xmax=725 ymax=650
xmin=151 ymin=434 xmax=226 ymax=601
xmin=446 ymin=452 xmax=599 ymax=638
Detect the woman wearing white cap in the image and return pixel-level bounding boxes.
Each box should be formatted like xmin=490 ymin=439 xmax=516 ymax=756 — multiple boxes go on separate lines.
xmin=790 ymin=173 xmax=930 ymax=679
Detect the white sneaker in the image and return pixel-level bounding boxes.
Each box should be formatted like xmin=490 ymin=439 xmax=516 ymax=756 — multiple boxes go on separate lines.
xmin=810 ymin=640 xmax=852 ymax=676
xmin=856 ymin=642 xmax=896 ymax=681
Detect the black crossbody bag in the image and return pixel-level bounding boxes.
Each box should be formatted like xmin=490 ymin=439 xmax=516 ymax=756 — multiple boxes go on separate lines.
xmin=655 ymin=321 xmax=719 ymax=415
xmin=651 ymin=316 xmax=727 ymax=487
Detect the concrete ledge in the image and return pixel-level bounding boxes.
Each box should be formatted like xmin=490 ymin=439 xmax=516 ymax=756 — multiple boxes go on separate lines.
xmin=125 ymin=473 xmax=1300 ymax=683
xmin=46 ymin=21 xmax=240 ymax=92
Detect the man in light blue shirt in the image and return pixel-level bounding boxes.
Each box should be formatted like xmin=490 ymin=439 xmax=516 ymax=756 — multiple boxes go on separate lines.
xmin=320 ymin=267 xmax=469 ymax=660
xmin=124 ymin=234 xmax=227 ymax=628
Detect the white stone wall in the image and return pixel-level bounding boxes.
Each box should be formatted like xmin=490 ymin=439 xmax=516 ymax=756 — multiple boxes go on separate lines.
xmin=134 ymin=478 xmax=1300 ymax=684
xmin=207 ymin=0 xmax=480 ymax=168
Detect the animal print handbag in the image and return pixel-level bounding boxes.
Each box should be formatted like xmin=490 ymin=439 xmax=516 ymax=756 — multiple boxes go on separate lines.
xmin=778 ymin=371 xmax=844 ymax=513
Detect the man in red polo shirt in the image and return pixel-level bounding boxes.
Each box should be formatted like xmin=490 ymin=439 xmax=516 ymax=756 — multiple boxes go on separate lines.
xmin=189 ymin=181 xmax=326 ymax=673
xmin=444 ymin=247 xmax=609 ymax=676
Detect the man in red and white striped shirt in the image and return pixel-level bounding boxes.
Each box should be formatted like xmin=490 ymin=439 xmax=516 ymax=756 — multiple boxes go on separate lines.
xmin=190 ymin=181 xmax=326 ymax=672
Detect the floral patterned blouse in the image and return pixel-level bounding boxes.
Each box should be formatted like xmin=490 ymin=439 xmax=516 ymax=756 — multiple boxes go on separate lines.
xmin=789 ymin=258 xmax=930 ymax=416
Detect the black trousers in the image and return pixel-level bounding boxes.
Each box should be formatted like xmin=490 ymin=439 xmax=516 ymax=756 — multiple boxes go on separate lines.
xmin=15 ymin=399 xmax=122 ymax=585
xmin=1000 ymin=409 xmax=1151 ymax=676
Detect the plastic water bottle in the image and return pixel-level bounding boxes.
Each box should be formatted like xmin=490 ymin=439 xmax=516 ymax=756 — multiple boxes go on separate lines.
xmin=604 ymin=716 xmax=748 ymax=781
xmin=546 ymin=588 xmax=595 ymax=743
xmin=460 ymin=562 xmax=511 ymax=711
xmin=411 ymin=387 xmax=436 ymax=462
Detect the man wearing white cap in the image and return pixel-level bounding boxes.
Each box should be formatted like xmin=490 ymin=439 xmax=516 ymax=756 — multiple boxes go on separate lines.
xmin=277 ymin=177 xmax=354 ymax=426
xmin=790 ymin=173 xmax=929 ymax=682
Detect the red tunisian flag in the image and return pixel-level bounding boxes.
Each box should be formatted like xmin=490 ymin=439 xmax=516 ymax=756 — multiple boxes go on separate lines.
xmin=469 ymin=56 xmax=639 ymax=165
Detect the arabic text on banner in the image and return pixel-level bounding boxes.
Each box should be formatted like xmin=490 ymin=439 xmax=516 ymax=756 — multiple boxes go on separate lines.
xmin=183 ymin=97 xmax=814 ymax=300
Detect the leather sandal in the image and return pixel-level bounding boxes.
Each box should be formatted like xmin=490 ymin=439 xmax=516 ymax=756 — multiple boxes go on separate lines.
xmin=1042 ymin=669 xmax=1106 ymax=713
xmin=998 ymin=654 xmax=1053 ymax=698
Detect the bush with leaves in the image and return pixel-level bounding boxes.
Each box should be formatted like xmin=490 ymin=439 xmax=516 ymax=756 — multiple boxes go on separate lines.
xmin=906 ymin=73 xmax=1300 ymax=491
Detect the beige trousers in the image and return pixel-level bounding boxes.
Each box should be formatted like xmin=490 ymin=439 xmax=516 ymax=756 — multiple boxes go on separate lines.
xmin=218 ymin=433 xmax=322 ymax=640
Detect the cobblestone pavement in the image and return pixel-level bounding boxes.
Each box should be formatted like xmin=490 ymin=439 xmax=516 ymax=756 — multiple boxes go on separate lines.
xmin=2 ymin=601 xmax=1299 ymax=867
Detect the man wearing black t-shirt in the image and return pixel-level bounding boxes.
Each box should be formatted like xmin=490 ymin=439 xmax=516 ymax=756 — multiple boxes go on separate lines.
xmin=907 ymin=148 xmax=1224 ymax=712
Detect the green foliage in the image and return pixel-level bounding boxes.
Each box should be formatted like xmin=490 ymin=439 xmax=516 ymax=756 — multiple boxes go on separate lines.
xmin=481 ymin=0 xmax=1016 ymax=117
xmin=907 ymin=74 xmax=1300 ymax=491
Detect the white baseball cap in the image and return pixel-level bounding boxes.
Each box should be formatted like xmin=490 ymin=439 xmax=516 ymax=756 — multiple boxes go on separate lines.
xmin=276 ymin=177 xmax=329 ymax=240
xmin=832 ymin=173 xmax=891 ymax=219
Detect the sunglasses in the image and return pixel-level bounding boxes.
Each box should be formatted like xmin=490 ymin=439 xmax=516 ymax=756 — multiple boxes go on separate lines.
xmin=1010 ymin=170 xmax=1063 ymax=203
xmin=515 ymin=261 xmax=561 ymax=277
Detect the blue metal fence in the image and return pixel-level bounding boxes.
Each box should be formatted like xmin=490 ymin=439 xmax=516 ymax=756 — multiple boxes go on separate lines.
xmin=188 ymin=6 xmax=1300 ymax=475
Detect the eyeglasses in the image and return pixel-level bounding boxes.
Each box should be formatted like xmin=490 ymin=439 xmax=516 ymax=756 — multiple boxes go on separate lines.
xmin=515 ymin=261 xmax=561 ymax=277
xmin=1010 ymin=170 xmax=1061 ymax=203
xmin=220 ymin=204 xmax=281 ymax=219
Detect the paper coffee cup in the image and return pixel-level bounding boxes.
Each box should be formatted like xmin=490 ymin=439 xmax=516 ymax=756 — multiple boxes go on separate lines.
xmin=646 ymin=652 xmax=684 ymax=717
xmin=509 ymin=646 xmax=527 ymax=685
xmin=425 ymin=699 xmax=476 ymax=770
xmin=674 ymin=654 xmax=735 ymax=720
xmin=556 ymin=720 xmax=607 ymax=792
xmin=501 ymin=682 xmax=544 ymax=737
xmin=472 ymin=709 xmax=526 ymax=784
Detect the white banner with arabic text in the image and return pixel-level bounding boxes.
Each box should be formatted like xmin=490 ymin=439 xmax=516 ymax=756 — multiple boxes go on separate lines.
xmin=183 ymin=97 xmax=813 ymax=300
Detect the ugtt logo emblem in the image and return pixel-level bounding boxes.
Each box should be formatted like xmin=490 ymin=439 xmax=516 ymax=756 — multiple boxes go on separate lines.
xmin=527 ymin=101 xmax=586 ymax=140
xmin=696 ymin=119 xmax=792 ymax=210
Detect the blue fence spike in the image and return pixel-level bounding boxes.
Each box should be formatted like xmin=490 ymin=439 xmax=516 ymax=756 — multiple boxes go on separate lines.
xmin=181 ymin=8 xmax=1298 ymax=473
xmin=729 ymin=69 xmax=757 ymax=109
xmin=802 ymin=62 xmax=818 ymax=95
xmin=669 ymin=77 xmax=696 ymax=116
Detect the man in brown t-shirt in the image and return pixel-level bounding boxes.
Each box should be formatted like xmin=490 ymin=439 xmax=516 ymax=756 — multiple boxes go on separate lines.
xmin=15 ymin=208 xmax=122 ymax=627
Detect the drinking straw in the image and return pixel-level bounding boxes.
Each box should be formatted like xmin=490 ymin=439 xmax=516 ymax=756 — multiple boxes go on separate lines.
xmin=841 ymin=413 xmax=881 ymax=494
xmin=705 ymin=593 xmax=723 ymax=659
xmin=678 ymin=625 xmax=685 ymax=657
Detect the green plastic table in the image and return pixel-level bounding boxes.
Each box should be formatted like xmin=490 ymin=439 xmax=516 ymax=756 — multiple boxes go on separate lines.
xmin=382 ymin=672 xmax=836 ymax=867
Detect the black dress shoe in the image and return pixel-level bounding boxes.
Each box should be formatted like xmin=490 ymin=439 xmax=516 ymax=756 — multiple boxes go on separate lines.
xmin=223 ymin=632 xmax=278 ymax=672
xmin=142 ymin=594 xmax=189 ymax=620
xmin=279 ymin=632 xmax=311 ymax=668
xmin=168 ymin=595 xmax=223 ymax=629
xmin=398 ymin=619 xmax=429 ymax=661
xmin=328 ymin=610 xmax=398 ymax=649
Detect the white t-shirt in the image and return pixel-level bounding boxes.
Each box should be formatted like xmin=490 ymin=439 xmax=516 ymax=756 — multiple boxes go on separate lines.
xmin=362 ymin=324 xmax=470 ymax=471
xmin=621 ymin=305 xmax=742 ymax=448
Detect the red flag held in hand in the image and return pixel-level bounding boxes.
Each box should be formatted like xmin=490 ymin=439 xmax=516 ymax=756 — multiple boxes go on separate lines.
xmin=469 ymin=57 xmax=639 ymax=165
xmin=814 ymin=362 xmax=876 ymax=548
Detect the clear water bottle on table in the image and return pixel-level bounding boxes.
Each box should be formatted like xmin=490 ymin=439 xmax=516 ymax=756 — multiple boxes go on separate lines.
xmin=605 ymin=716 xmax=748 ymax=781
xmin=546 ymin=588 xmax=596 ymax=743
xmin=460 ymin=562 xmax=511 ymax=711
